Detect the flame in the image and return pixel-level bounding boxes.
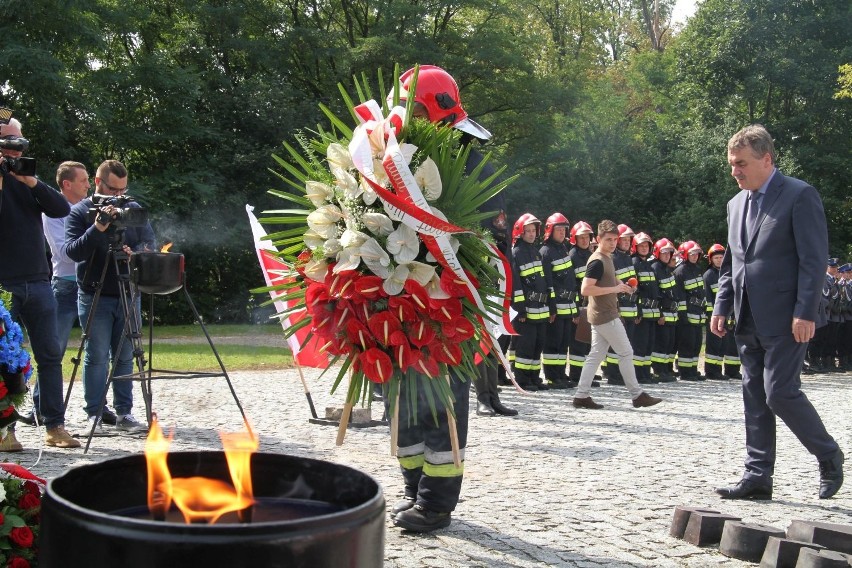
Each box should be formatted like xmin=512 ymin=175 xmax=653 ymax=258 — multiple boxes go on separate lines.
xmin=145 ymin=418 xmax=174 ymax=520
xmin=145 ymin=420 xmax=257 ymax=524
xmin=161 ymin=242 xmax=173 ymax=252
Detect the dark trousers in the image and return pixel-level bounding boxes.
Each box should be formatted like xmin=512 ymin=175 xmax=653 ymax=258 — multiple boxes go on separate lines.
xmin=704 ymin=319 xmax=725 ymax=375
xmin=633 ymin=318 xmax=656 ymax=380
xmin=676 ymin=323 xmax=703 ymax=376
xmin=652 ymin=324 xmax=676 ymax=375
xmin=511 ymin=318 xmax=546 ymax=386
xmin=542 ymin=317 xmax=574 ymax=382
xmin=394 ymin=370 xmax=470 ymax=513
xmin=736 ymin=301 xmax=839 ymax=483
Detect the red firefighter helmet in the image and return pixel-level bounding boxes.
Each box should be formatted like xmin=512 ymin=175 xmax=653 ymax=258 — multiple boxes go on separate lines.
xmin=706 ymin=243 xmax=725 ymax=259
xmin=678 ymin=240 xmax=702 ymax=261
xmin=631 ymin=232 xmax=653 ymax=255
xmin=569 ymin=221 xmax=594 ymax=245
xmin=512 ymin=213 xmax=542 ymax=244
xmin=617 ymin=224 xmax=635 ymax=238
xmin=397 ymin=65 xmax=491 ymax=140
xmin=544 ymin=212 xmax=570 ymax=241
xmin=653 ymin=238 xmax=676 ymax=259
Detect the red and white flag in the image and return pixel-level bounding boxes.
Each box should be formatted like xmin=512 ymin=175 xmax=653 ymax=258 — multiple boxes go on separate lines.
xmin=246 ymin=205 xmax=329 ymax=369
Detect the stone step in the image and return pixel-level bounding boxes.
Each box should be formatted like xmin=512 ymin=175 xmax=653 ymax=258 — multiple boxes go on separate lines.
xmin=669 ymin=506 xmax=721 ymax=539
xmin=759 ymin=536 xmax=825 ymax=568
xmin=720 ymin=521 xmax=786 ymax=562
xmin=788 ymin=521 xmax=852 ymax=555
xmin=794 ymin=548 xmax=852 ymax=568
xmin=683 ymin=512 xmax=741 ymax=546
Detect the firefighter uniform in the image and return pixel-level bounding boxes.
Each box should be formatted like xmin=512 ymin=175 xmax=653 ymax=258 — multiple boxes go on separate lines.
xmin=650 ymin=239 xmax=678 ymax=381
xmin=631 ymin=233 xmax=659 ymax=383
xmin=540 ymin=214 xmax=577 ymax=388
xmin=703 ymin=244 xmax=740 ymax=379
xmin=836 ymin=263 xmax=852 ymax=372
xmin=674 ymin=241 xmax=705 ymax=380
xmin=510 ymin=214 xmax=550 ymax=390
xmin=603 ymin=224 xmax=638 ymax=384
xmin=567 ymin=221 xmax=595 ymax=383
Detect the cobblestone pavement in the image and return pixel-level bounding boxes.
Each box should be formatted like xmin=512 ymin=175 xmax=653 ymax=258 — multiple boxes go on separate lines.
xmin=10 ymin=368 xmax=851 ymax=567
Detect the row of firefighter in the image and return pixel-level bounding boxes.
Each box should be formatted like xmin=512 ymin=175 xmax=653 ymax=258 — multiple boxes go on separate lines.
xmin=505 ymin=212 xmax=740 ymax=392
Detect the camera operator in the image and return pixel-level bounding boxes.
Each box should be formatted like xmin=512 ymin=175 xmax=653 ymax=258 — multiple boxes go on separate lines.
xmin=65 ymin=159 xmax=154 ymax=434
xmin=0 ymin=117 xmax=80 ymax=450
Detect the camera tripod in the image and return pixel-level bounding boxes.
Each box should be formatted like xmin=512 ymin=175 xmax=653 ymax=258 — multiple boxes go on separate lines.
xmin=65 ymin=229 xmax=249 ymax=453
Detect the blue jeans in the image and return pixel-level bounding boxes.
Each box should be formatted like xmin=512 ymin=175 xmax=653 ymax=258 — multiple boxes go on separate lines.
xmin=78 ymin=291 xmax=137 ymax=417
xmin=4 ymin=280 xmax=66 ymax=428
xmin=31 ymin=278 xmax=79 ymax=413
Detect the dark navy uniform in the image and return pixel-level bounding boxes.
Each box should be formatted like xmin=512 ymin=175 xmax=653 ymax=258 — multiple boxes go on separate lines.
xmin=540 ymin=235 xmax=577 ymax=387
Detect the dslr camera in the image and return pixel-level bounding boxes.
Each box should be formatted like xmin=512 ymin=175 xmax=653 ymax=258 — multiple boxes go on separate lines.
xmin=0 ymin=107 xmax=37 ymax=176
xmin=87 ymin=194 xmax=149 ymax=228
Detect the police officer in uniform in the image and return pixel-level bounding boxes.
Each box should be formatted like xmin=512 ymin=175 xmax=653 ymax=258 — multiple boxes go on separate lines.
xmin=540 ymin=213 xmax=577 ymax=389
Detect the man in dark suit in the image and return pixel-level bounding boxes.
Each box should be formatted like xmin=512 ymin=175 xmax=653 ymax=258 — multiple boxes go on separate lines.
xmin=711 ymin=125 xmax=844 ymax=500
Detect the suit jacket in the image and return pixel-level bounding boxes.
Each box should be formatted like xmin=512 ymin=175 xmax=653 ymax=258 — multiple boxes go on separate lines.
xmin=713 ymin=170 xmax=828 ymax=336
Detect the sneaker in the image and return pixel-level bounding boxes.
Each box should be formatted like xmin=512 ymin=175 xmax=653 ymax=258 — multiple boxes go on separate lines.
xmin=85 ymin=415 xmax=112 ymax=438
xmin=0 ymin=431 xmax=23 ymax=452
xmin=101 ymin=407 xmax=118 ymax=426
xmin=45 ymin=425 xmax=82 ymax=448
xmin=116 ymin=414 xmax=148 ymax=433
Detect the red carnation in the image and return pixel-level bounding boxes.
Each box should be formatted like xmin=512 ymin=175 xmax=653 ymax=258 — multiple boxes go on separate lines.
xmin=361 ymin=348 xmax=393 ymax=384
xmin=9 ymin=526 xmax=34 ymax=548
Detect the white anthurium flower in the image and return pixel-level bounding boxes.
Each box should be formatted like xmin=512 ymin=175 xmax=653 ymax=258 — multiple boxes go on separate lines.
xmin=360 ymin=238 xmax=392 ymax=279
xmin=361 ymin=181 xmax=379 ymax=206
xmin=406 ymin=261 xmax=436 ymax=286
xmin=327 ymin=143 xmax=354 ymax=171
xmin=307 ymin=205 xmax=342 ymax=240
xmin=323 ymin=238 xmax=342 ymax=257
xmin=413 ymin=157 xmax=442 ymax=201
xmin=333 ymin=166 xmax=362 ymax=201
xmin=334 ymin=247 xmax=362 ymax=273
xmin=303 ymin=230 xmax=325 ymax=251
xmin=305 ymin=258 xmax=329 ymax=281
xmin=425 ymin=272 xmax=451 ymax=299
xmin=383 ymin=264 xmax=410 ymax=296
xmin=386 ymin=223 xmax=420 ymax=264
xmin=362 ymin=212 xmax=394 ymax=237
xmin=340 ymin=229 xmax=369 ymax=249
xmin=305 ymin=181 xmax=334 ymax=207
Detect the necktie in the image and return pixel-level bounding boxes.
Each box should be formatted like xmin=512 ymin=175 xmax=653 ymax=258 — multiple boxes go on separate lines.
xmin=745 ymin=192 xmax=762 ymax=241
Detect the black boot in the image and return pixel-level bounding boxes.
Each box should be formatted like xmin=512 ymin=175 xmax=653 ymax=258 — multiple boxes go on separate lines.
xmin=487 ymin=368 xmax=517 ymax=416
xmin=473 ymin=367 xmax=496 ymax=416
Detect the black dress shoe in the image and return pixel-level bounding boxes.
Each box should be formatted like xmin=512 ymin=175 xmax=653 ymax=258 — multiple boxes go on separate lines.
xmin=476 ymin=400 xmax=496 ymax=416
xmin=393 ymin=505 xmax=451 ymax=532
xmin=715 ymin=478 xmax=773 ymax=500
xmin=819 ymin=450 xmax=844 ymax=499
xmin=490 ymin=397 xmax=518 ymax=416
xmin=17 ymin=411 xmax=40 ymax=426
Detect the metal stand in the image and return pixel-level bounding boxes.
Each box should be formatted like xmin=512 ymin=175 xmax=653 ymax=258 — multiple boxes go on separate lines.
xmin=65 ymin=243 xmax=249 ymax=453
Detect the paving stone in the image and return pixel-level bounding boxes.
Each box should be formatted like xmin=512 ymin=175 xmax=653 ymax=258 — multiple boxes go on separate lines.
xmin=10 ymin=368 xmax=850 ymax=567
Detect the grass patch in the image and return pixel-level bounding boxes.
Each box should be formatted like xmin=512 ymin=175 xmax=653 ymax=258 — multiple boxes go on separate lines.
xmin=61 ymin=324 xmax=294 ymax=375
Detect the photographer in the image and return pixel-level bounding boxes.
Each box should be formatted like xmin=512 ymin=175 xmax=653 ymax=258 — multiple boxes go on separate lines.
xmin=0 ymin=117 xmax=80 ymax=450
xmin=65 ymin=159 xmax=154 ymax=434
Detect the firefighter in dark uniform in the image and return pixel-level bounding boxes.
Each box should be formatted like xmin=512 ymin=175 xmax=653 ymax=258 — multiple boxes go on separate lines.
xmin=839 ymin=264 xmax=852 ymax=372
xmin=567 ymin=221 xmax=597 ymax=385
xmin=674 ymin=240 xmax=705 ymax=380
xmin=702 ymin=244 xmax=735 ymax=379
xmin=631 ymin=232 xmax=660 ymax=384
xmin=510 ymin=213 xmax=550 ymax=390
xmin=602 ymin=224 xmax=638 ymax=384
xmin=824 ymin=260 xmax=844 ymax=373
xmin=539 ymin=213 xmax=577 ymax=389
xmin=808 ymin=257 xmax=837 ymax=373
xmin=650 ymin=238 xmax=678 ymax=382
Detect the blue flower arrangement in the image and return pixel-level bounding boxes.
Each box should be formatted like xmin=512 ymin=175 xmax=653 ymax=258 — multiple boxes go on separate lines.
xmin=0 ymin=298 xmax=33 ymax=425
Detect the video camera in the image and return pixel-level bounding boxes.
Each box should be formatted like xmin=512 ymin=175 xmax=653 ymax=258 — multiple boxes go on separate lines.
xmin=0 ymin=107 xmax=37 ymax=177
xmin=87 ymin=194 xmax=149 ymax=229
